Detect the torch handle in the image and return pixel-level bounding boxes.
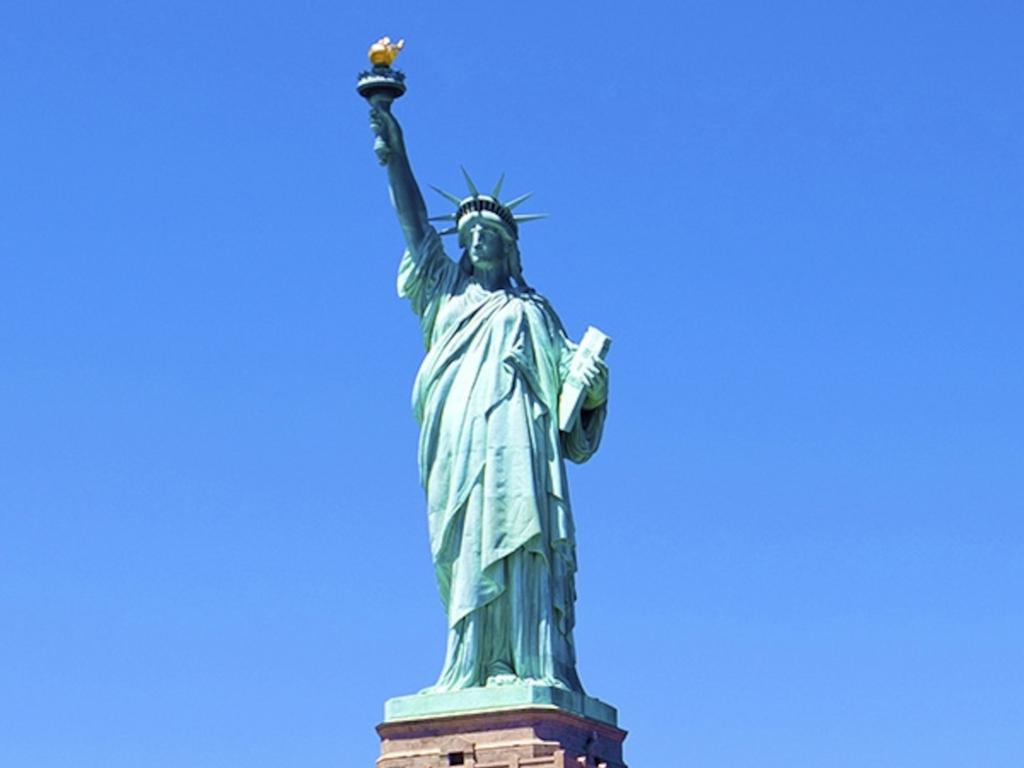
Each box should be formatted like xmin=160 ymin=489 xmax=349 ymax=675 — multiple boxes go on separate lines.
xmin=369 ymin=94 xmax=394 ymax=166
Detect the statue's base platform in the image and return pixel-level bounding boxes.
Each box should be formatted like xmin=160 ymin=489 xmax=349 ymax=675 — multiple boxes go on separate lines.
xmin=376 ymin=706 xmax=628 ymax=768
xmin=384 ymin=685 xmax=617 ymax=727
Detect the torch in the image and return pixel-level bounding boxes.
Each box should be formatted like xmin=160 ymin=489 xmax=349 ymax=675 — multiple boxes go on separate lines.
xmin=357 ymin=37 xmax=407 ymax=165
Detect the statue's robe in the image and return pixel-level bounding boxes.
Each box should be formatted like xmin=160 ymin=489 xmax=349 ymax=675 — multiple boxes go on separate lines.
xmin=398 ymin=229 xmax=606 ymax=691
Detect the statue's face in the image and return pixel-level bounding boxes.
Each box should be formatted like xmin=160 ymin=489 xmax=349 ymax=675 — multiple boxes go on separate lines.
xmin=466 ymin=222 xmax=506 ymax=269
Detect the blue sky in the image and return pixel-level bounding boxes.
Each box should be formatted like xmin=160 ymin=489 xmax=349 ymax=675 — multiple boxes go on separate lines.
xmin=1 ymin=2 xmax=1021 ymax=766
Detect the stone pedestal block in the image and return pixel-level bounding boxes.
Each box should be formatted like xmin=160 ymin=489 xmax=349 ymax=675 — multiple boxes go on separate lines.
xmin=376 ymin=708 xmax=628 ymax=768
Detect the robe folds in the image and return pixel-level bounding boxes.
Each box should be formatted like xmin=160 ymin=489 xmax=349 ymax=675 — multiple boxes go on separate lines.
xmin=398 ymin=229 xmax=607 ymax=692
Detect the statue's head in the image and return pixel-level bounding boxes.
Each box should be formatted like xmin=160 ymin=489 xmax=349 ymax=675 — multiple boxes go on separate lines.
xmin=457 ymin=216 xmax=523 ymax=285
xmin=429 ymin=169 xmax=544 ymax=289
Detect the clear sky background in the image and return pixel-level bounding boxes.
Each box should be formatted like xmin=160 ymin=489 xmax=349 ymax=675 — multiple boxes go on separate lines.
xmin=2 ymin=2 xmax=1022 ymax=766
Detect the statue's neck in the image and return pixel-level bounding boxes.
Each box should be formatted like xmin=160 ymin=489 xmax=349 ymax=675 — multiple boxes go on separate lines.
xmin=471 ymin=266 xmax=512 ymax=292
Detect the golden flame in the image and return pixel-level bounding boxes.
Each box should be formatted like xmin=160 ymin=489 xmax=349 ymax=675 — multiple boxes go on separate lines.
xmin=368 ymin=36 xmax=404 ymax=67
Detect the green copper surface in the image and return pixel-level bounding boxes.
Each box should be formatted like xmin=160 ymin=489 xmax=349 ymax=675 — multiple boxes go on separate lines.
xmin=365 ymin=73 xmax=611 ymax=708
xmin=384 ymin=685 xmax=618 ymax=726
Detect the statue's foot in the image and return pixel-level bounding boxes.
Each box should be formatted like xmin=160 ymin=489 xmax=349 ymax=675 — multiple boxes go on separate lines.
xmin=485 ymin=673 xmax=519 ymax=687
xmin=519 ymin=676 xmax=576 ymax=691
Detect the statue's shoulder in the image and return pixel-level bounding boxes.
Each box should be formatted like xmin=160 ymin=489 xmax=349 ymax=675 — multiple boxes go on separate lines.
xmin=516 ymin=287 xmax=552 ymax=312
xmin=517 ymin=288 xmax=568 ymax=336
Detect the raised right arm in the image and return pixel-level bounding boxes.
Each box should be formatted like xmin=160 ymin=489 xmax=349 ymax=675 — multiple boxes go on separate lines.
xmin=369 ymin=107 xmax=430 ymax=250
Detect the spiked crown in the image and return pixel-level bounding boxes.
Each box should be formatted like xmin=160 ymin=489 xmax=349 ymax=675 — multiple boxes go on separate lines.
xmin=428 ymin=167 xmax=545 ymax=241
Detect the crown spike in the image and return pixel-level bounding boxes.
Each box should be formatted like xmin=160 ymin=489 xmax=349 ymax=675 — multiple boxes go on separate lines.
xmin=430 ymin=185 xmax=463 ymax=206
xmin=438 ymin=226 xmax=458 ymax=236
xmin=460 ymin=166 xmax=480 ymax=196
xmin=504 ymin=192 xmax=533 ymax=210
xmin=428 ymin=214 xmax=457 ymax=221
xmin=491 ymin=173 xmax=505 ymax=199
xmin=512 ymin=213 xmax=547 ymax=223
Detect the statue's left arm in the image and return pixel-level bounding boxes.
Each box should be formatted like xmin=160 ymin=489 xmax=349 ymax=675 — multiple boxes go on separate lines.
xmin=560 ymin=341 xmax=609 ymax=464
xmin=578 ymin=357 xmax=609 ymax=411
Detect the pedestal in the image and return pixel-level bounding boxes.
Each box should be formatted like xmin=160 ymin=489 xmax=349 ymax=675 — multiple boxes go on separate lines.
xmin=376 ymin=707 xmax=628 ymax=768
xmin=385 ymin=686 xmax=618 ymax=727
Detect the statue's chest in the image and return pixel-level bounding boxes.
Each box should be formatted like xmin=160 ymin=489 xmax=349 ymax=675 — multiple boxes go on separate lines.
xmin=434 ymin=288 xmax=526 ymax=344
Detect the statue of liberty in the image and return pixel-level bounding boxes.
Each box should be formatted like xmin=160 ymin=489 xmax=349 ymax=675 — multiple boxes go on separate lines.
xmin=365 ymin=45 xmax=609 ymax=695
